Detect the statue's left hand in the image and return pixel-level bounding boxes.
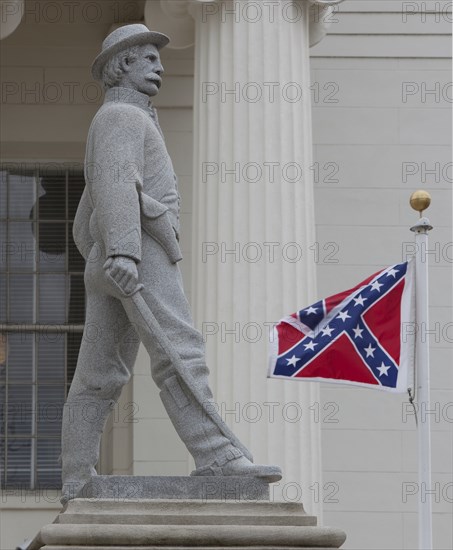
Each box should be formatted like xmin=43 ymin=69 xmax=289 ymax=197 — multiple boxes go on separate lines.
xmin=103 ymin=256 xmax=143 ymax=297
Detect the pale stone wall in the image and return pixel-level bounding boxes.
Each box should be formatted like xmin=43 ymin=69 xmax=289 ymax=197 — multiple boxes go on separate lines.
xmin=310 ymin=2 xmax=452 ymax=549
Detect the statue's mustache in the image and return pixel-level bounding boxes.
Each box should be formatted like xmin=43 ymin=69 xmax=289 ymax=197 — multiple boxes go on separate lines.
xmin=145 ymin=73 xmax=162 ymax=87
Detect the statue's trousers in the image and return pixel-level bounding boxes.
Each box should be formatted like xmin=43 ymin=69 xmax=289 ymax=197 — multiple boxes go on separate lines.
xmin=123 ymin=289 xmax=253 ymax=462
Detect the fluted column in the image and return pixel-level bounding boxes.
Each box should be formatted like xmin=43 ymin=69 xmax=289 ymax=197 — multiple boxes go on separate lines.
xmin=191 ymin=0 xmax=322 ymax=516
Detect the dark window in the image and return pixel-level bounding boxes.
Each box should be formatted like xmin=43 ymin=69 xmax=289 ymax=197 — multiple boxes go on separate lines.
xmin=0 ymin=167 xmax=86 ymax=489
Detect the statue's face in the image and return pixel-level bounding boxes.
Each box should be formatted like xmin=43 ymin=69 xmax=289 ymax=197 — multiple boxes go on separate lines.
xmin=119 ymin=44 xmax=164 ymax=97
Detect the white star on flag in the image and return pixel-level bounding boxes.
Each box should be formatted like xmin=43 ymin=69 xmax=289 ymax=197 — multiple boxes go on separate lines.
xmin=370 ymin=280 xmax=383 ymax=292
xmin=321 ymin=325 xmax=334 ymax=337
xmin=304 ymin=340 xmax=318 ymax=351
xmin=377 ymin=362 xmax=391 ymax=377
xmin=386 ymin=267 xmax=399 ymax=278
xmin=304 ymin=306 xmax=318 ymax=315
xmin=338 ymin=310 xmax=351 ymax=322
xmin=364 ymin=343 xmax=376 ymax=358
xmin=286 ymin=355 xmax=300 ymax=367
xmin=353 ymin=295 xmax=366 ymax=307
xmin=352 ymin=325 xmax=364 ymax=339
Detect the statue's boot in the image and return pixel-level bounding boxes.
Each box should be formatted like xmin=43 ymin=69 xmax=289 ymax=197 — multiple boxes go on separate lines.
xmin=60 ymin=397 xmax=115 ymax=505
xmin=160 ymin=374 xmax=282 ymax=482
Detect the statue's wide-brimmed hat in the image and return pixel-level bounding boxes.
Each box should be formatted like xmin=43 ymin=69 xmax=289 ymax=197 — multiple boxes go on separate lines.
xmin=92 ymin=24 xmax=170 ymax=81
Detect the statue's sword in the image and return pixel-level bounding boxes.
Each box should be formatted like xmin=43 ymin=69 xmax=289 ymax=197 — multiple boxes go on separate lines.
xmin=121 ymin=288 xmax=253 ymax=462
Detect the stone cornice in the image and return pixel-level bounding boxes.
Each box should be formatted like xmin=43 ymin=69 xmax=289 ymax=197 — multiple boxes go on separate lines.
xmin=144 ymin=0 xmax=345 ymax=49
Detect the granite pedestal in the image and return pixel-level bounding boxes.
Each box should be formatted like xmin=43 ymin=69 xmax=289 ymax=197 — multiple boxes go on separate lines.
xmin=27 ymin=476 xmax=346 ymax=550
xmin=72 ymin=475 xmax=270 ymax=501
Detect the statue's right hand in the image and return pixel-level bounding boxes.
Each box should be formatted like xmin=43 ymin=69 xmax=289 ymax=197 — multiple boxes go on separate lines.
xmin=103 ymin=256 xmax=142 ymax=297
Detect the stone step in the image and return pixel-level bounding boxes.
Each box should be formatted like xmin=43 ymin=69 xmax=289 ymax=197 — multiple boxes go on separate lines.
xmin=73 ymin=476 xmax=269 ymax=501
xmin=39 ymin=523 xmax=347 ymax=548
xmin=59 ymin=499 xmax=317 ymax=527
xmin=27 ymin=477 xmax=346 ymax=549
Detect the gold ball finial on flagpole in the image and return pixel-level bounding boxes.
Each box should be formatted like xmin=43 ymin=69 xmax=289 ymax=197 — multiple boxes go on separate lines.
xmin=410 ymin=190 xmax=431 ymax=217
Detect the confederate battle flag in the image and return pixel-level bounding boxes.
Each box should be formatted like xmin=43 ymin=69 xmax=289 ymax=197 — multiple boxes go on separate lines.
xmin=268 ymin=261 xmax=415 ymax=392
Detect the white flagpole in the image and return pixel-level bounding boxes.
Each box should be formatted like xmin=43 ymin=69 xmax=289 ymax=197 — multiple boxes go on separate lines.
xmin=409 ymin=191 xmax=433 ymax=550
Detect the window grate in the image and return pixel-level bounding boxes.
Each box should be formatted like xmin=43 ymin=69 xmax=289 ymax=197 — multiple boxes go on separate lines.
xmin=0 ymin=166 xmax=86 ymax=490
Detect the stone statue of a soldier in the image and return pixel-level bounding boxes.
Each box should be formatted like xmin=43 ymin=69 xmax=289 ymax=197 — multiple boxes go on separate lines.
xmin=61 ymin=24 xmax=281 ymax=505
